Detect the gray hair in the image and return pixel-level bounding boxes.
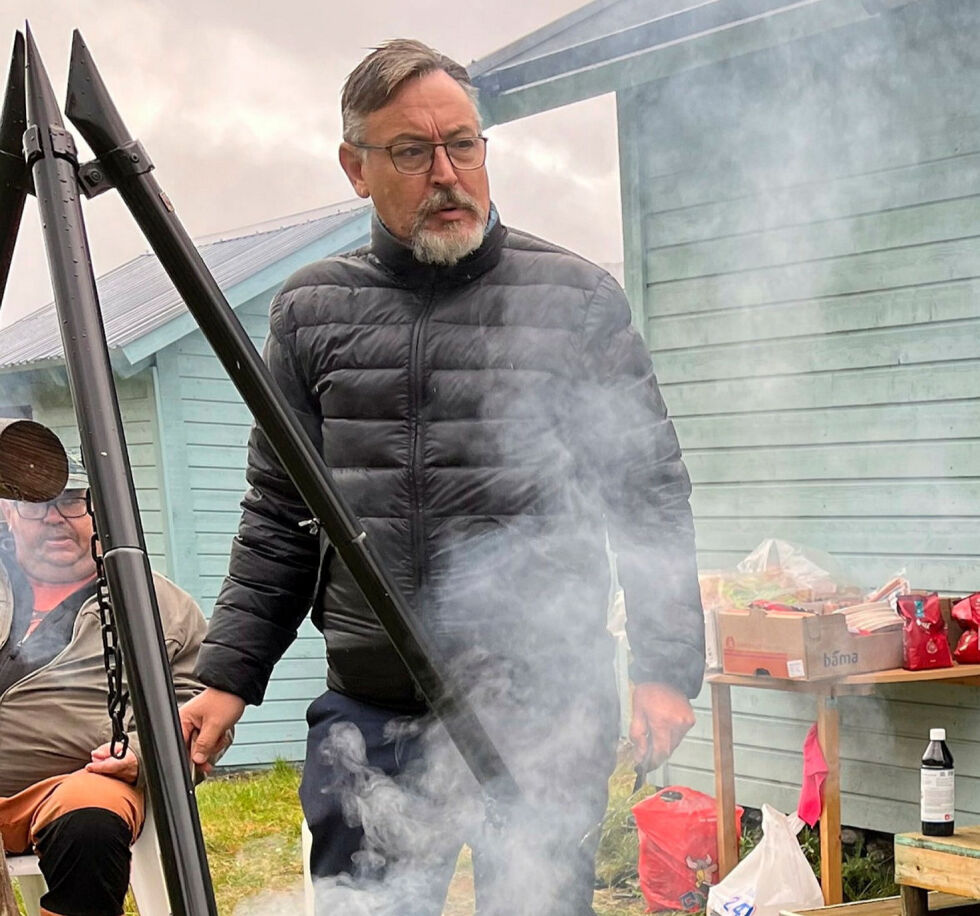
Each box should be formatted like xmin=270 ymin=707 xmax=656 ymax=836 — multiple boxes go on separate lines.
xmin=341 ymin=39 xmax=480 ymax=144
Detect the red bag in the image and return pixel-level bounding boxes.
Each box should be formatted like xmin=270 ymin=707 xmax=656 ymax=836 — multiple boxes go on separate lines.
xmin=897 ymin=593 xmax=953 ymax=670
xmin=952 ymin=593 xmax=980 ymax=663
xmin=633 ymin=786 xmax=742 ymax=912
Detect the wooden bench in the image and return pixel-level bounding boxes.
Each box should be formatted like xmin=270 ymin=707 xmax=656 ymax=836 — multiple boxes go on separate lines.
xmin=894 ymin=828 xmax=980 ymax=916
xmin=782 ymin=892 xmax=980 ymax=916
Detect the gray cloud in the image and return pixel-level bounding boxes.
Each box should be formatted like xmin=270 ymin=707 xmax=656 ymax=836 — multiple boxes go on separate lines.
xmin=1 ymin=1 xmax=622 ymax=326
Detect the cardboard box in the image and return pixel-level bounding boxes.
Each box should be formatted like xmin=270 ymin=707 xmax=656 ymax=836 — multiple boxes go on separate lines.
xmin=718 ymin=606 xmax=903 ymax=680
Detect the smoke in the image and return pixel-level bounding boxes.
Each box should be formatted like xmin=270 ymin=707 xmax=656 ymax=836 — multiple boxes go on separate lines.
xmin=294 ymin=272 xmax=700 ymax=915
xmin=296 ymin=4 xmax=980 ymax=907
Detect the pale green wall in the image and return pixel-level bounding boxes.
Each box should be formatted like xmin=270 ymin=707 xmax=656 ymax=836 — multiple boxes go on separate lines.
xmin=618 ymin=0 xmax=980 ymax=832
xmin=154 ymin=289 xmax=324 ymax=766
xmin=4 ymin=369 xmax=169 ymax=575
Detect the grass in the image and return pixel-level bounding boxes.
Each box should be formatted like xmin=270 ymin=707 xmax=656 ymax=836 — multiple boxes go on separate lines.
xmin=121 ymin=756 xmax=651 ymax=914
xmin=194 ymin=759 xmax=304 ymax=913
xmin=15 ymin=753 xmax=892 ymax=915
xmin=595 ymin=750 xmax=658 ymax=893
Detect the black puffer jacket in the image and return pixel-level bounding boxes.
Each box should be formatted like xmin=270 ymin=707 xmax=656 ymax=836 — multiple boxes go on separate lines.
xmin=196 ymin=213 xmax=704 ymax=711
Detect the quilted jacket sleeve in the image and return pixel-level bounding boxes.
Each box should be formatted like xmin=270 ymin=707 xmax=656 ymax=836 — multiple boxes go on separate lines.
xmin=578 ymin=275 xmax=705 ymax=698
xmin=194 ymin=299 xmax=322 ymax=705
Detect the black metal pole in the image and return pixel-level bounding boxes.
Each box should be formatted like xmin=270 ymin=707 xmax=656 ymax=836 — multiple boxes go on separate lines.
xmin=0 ymin=32 xmax=27 ymax=304
xmin=66 ymin=30 xmax=521 ymax=806
xmin=23 ymin=26 xmax=218 ymax=916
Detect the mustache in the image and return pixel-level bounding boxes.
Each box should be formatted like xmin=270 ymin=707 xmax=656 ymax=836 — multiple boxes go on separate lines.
xmin=40 ymin=528 xmax=78 ymax=541
xmin=411 ymin=188 xmax=484 ymax=234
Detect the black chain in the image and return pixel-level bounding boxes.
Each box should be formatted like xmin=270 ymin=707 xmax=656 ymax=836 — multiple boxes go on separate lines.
xmin=87 ymin=491 xmax=129 ymax=759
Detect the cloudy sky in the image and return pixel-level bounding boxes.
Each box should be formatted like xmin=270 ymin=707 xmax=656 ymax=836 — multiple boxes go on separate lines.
xmin=0 ymin=0 xmax=622 ymax=327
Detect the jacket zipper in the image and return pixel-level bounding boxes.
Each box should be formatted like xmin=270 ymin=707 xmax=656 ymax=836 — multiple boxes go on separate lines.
xmin=409 ymin=287 xmax=436 ymax=602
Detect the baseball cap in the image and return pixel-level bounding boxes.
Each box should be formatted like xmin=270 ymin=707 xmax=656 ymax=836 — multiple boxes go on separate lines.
xmin=63 ymin=450 xmax=89 ymax=491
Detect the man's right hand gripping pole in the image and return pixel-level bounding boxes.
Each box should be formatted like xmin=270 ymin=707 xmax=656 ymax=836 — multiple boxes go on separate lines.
xmin=179 ymin=687 xmax=245 ymax=777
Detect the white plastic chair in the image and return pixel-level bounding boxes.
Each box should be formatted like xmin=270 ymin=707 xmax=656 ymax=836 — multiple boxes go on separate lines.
xmin=301 ymin=819 xmax=315 ymax=916
xmin=8 ymin=802 xmax=171 ymax=916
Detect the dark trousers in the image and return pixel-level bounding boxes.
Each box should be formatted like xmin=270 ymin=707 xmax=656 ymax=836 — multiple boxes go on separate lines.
xmin=0 ymin=770 xmax=142 ymax=916
xmin=300 ymin=687 xmax=617 ymax=915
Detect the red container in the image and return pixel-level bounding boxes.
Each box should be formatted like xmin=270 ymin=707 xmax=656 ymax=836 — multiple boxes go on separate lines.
xmin=633 ymin=786 xmax=742 ymax=912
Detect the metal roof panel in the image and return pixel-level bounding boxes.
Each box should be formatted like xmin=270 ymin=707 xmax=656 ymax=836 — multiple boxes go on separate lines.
xmin=0 ymin=200 xmax=369 ymax=369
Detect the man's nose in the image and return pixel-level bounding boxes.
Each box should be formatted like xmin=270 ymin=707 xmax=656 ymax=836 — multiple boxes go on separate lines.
xmin=42 ymin=503 xmax=66 ymax=523
xmin=428 ymin=145 xmax=458 ymax=186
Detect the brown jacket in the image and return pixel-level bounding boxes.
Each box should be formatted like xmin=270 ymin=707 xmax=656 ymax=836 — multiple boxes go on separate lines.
xmin=0 ymin=561 xmax=206 ymax=797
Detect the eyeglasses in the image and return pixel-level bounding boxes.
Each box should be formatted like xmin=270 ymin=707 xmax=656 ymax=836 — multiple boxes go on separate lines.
xmin=351 ymin=136 xmax=488 ymax=175
xmin=14 ymin=496 xmax=89 ymax=520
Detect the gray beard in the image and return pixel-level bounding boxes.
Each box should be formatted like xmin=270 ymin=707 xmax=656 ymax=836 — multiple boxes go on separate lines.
xmin=411 ymin=219 xmax=485 ymax=266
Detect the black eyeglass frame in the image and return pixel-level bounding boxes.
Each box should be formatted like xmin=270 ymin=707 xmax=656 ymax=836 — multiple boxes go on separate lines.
xmin=350 ymin=136 xmax=488 ymax=175
xmin=14 ymin=494 xmax=89 ymax=520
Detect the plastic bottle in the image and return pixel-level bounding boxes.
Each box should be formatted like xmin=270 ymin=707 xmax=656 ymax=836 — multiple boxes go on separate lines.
xmin=921 ymin=727 xmax=954 ymax=836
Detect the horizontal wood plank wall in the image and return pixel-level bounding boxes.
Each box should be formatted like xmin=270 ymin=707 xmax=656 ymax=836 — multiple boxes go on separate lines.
xmin=626 ymin=0 xmax=980 ymax=831
xmin=164 ymin=290 xmax=326 ymax=767
xmin=674 ymin=681 xmax=980 ymax=835
xmin=29 ymin=373 xmax=169 ymax=571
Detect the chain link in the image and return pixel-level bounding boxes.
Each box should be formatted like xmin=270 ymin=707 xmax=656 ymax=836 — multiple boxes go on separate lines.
xmin=86 ymin=491 xmax=129 ymax=759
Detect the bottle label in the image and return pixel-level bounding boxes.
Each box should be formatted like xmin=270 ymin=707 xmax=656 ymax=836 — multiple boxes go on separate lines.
xmin=921 ymin=768 xmax=955 ymax=822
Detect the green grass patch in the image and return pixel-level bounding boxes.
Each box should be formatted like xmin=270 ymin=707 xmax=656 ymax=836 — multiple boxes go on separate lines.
xmin=194 ymin=759 xmax=304 ymax=914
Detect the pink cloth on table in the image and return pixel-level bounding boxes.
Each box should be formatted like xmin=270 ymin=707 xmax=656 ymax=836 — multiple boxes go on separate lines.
xmin=797 ymin=724 xmax=828 ymax=827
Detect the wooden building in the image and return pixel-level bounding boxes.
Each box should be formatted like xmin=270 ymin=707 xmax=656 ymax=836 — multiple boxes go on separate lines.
xmin=472 ymin=0 xmax=980 ymax=833
xmin=0 ymin=201 xmax=370 ymax=767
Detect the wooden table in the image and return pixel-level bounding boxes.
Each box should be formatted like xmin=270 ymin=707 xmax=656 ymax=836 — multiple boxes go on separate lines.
xmin=708 ymin=666 xmax=980 ymax=905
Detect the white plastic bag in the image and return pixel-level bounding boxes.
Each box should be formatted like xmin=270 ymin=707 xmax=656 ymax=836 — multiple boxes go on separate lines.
xmin=707 ymin=805 xmax=823 ymax=916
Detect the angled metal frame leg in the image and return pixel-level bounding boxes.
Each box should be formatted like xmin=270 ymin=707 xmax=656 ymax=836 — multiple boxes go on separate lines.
xmin=22 ymin=26 xmax=216 ymax=916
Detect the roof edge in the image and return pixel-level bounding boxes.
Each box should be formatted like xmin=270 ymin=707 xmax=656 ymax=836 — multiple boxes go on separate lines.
xmin=476 ymin=0 xmax=916 ymax=124
xmin=469 ymin=0 xmax=619 ymax=78
xmin=119 ymin=208 xmax=371 ymax=366
xmin=192 ymin=198 xmax=366 ymax=246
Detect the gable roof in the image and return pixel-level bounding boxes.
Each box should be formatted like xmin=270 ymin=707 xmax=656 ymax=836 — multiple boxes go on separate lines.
xmin=471 ymin=0 xmax=922 ymax=124
xmin=0 ymin=200 xmax=371 ymax=371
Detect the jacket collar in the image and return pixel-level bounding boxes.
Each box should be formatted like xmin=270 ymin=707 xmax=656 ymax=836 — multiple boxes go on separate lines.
xmin=0 ymin=545 xmax=97 ymax=650
xmin=369 ymin=205 xmax=506 ymax=288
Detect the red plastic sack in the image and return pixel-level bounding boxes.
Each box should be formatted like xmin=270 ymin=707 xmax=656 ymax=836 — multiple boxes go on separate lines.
xmin=633 ymin=786 xmax=742 ymax=912
xmin=952 ymin=593 xmax=980 ymax=663
xmin=897 ymin=593 xmax=953 ymax=670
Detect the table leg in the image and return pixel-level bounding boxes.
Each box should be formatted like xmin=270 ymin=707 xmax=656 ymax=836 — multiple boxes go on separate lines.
xmin=712 ymin=681 xmax=739 ymax=877
xmin=817 ymin=695 xmax=842 ymax=905
xmin=900 ymin=885 xmax=929 ymax=916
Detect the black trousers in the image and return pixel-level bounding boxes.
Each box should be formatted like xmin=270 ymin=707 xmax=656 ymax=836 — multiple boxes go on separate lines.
xmin=300 ymin=685 xmax=618 ymax=916
xmin=34 ymin=808 xmax=132 ymax=916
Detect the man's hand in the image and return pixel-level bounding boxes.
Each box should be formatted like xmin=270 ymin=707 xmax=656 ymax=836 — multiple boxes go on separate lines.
xmin=629 ymin=682 xmax=696 ymax=773
xmin=179 ymin=687 xmax=245 ymax=776
xmin=86 ymin=744 xmax=139 ymax=784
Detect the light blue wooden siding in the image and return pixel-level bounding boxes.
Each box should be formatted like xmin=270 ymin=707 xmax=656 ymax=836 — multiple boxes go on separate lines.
xmin=621 ymin=0 xmax=980 ymax=832
xmin=158 ymin=290 xmax=323 ymax=766
xmin=22 ymin=371 xmax=169 ymax=573
xmin=672 ymin=682 xmax=980 ymax=834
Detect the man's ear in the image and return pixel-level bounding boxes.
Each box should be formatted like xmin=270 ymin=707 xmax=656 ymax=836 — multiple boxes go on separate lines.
xmin=339 ymin=143 xmax=371 ymax=199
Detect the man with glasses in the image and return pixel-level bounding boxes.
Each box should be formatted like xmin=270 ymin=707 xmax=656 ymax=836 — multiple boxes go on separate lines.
xmin=183 ymin=38 xmax=703 ymax=914
xmin=0 ymin=451 xmax=206 ymax=916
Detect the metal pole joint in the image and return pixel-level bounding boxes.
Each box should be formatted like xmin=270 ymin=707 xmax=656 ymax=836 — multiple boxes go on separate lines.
xmin=21 ymin=123 xmax=41 ymax=164
xmin=79 ymin=138 xmax=152 ymax=198
xmin=21 ymin=122 xmax=77 ymax=165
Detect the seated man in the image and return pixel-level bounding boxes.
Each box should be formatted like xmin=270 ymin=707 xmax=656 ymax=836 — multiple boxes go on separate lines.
xmin=0 ymin=451 xmax=207 ymax=916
